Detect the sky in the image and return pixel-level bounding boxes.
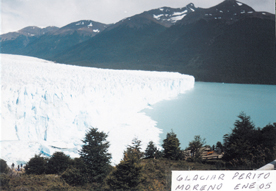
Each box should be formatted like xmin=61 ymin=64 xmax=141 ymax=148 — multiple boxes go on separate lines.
xmin=1 ymin=0 xmax=275 ymax=34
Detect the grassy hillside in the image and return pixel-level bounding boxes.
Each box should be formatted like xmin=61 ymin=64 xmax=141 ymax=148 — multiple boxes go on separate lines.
xmin=1 ymin=159 xmax=227 ymax=191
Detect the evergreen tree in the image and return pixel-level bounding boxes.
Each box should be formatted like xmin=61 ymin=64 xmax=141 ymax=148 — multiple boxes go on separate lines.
xmin=216 ymin=141 xmax=223 ymax=150
xmin=259 ymin=123 xmax=276 ymax=162
xmin=25 ymin=154 xmax=47 ymax=175
xmin=71 ymin=157 xmax=86 ymax=171
xmin=61 ymin=166 xmax=87 ymax=186
xmin=223 ymin=112 xmax=255 ymax=163
xmin=155 ymin=149 xmax=164 ymax=159
xmin=46 ymin=152 xmax=70 ymax=174
xmin=106 ymin=138 xmax=143 ymax=190
xmin=123 ymin=138 xmax=144 ymax=161
xmin=188 ymin=135 xmax=206 ymax=161
xmin=222 ymin=113 xmax=276 ymax=168
xmin=162 ymin=130 xmax=182 ymax=160
xmin=144 ymin=141 xmax=158 ymax=159
xmin=79 ymin=127 xmax=111 ymax=183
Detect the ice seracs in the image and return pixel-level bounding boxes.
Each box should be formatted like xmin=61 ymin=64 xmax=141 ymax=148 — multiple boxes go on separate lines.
xmin=1 ymin=54 xmax=195 ymax=165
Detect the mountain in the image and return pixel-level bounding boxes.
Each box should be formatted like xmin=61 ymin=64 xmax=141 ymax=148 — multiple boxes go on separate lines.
xmin=0 ymin=26 xmax=59 ymax=41
xmin=1 ymin=20 xmax=108 ymax=60
xmin=52 ymin=6 xmax=193 ymax=68
xmin=0 ymin=26 xmax=59 ymax=54
xmin=54 ymin=0 xmax=275 ymax=84
xmin=107 ymin=5 xmax=192 ymax=29
xmin=177 ymin=0 xmax=273 ymax=25
xmin=144 ymin=0 xmax=276 ymax=84
xmin=1 ymin=0 xmax=275 ymax=84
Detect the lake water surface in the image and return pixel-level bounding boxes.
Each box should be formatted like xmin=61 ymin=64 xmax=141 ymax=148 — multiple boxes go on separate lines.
xmin=143 ymin=82 xmax=276 ymax=148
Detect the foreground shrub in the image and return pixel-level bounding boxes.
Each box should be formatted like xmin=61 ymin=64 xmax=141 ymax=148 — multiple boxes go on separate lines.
xmin=223 ymin=113 xmax=276 ymax=168
xmin=25 ymin=154 xmax=47 ymax=175
xmin=0 ymin=174 xmax=71 ymax=191
xmin=0 ymin=159 xmax=9 ymax=173
xmin=61 ymin=167 xmax=87 ymax=186
xmin=106 ymin=139 xmax=144 ymax=190
xmin=0 ymin=173 xmax=10 ymax=188
xmin=46 ymin=152 xmax=70 ymax=174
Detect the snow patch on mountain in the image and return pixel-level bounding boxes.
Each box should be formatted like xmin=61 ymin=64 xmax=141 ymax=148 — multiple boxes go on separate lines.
xmin=93 ymin=29 xmax=100 ymax=33
xmin=153 ymin=9 xmax=187 ymax=23
xmin=88 ymin=22 xmax=93 ymax=27
xmin=76 ymin=22 xmax=84 ymax=25
xmin=1 ymin=54 xmax=194 ymax=165
xmin=172 ymin=10 xmax=188 ymax=16
xmin=237 ymin=2 xmax=243 ymax=6
xmin=171 ymin=15 xmax=187 ymax=22
xmin=153 ymin=14 xmax=163 ymax=20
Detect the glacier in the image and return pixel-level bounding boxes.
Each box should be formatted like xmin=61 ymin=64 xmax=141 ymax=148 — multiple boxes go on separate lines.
xmin=1 ymin=54 xmax=194 ymax=165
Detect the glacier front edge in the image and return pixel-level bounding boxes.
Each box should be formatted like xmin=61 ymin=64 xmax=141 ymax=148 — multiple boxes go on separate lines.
xmin=1 ymin=54 xmax=194 ymax=165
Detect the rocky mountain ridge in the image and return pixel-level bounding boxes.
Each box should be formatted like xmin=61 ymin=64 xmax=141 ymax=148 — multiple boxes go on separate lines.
xmin=1 ymin=0 xmax=275 ymax=84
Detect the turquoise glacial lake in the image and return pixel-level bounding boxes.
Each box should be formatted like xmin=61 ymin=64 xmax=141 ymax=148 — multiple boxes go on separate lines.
xmin=143 ymin=82 xmax=276 ymax=148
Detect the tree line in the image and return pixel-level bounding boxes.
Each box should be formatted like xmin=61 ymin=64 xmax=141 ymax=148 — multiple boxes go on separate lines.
xmin=0 ymin=112 xmax=275 ymax=190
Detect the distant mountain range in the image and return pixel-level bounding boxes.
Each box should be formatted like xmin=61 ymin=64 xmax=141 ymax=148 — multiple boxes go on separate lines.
xmin=1 ymin=0 xmax=275 ymax=84
xmin=0 ymin=20 xmax=109 ymax=59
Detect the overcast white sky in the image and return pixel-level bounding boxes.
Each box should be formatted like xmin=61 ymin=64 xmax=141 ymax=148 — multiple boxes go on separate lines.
xmin=1 ymin=0 xmax=275 ymax=34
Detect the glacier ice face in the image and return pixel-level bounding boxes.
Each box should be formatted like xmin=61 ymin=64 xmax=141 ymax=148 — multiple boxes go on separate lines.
xmin=1 ymin=54 xmax=194 ymax=165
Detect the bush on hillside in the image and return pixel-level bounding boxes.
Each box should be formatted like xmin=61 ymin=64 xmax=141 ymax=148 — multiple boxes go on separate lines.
xmin=188 ymin=135 xmax=206 ymax=162
xmin=25 ymin=154 xmax=47 ymax=175
xmin=61 ymin=166 xmax=87 ymax=186
xmin=223 ymin=113 xmax=276 ymax=168
xmin=0 ymin=159 xmax=9 ymax=173
xmin=46 ymin=152 xmax=70 ymax=174
xmin=106 ymin=139 xmax=144 ymax=190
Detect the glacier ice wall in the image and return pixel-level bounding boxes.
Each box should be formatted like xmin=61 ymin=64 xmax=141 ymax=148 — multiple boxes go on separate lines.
xmin=1 ymin=54 xmax=194 ymax=165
